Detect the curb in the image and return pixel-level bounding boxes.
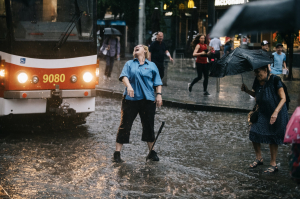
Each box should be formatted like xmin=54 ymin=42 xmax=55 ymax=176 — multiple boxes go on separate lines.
xmin=96 ymin=89 xmax=251 ymax=113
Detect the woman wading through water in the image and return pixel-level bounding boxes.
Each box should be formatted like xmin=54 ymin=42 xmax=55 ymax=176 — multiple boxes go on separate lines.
xmin=241 ymin=65 xmax=289 ymax=173
xmin=113 ymin=45 xmax=163 ymax=163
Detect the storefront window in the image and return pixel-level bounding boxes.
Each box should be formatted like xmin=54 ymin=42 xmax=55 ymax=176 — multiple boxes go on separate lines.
xmin=11 ymin=0 xmax=93 ymax=41
xmin=0 ymin=0 xmax=7 ymax=39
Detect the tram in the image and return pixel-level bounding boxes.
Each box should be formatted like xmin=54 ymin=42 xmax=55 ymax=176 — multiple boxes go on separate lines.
xmin=0 ymin=0 xmax=98 ymax=127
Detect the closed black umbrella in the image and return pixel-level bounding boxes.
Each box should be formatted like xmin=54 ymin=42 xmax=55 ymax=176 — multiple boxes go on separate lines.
xmin=210 ymin=0 xmax=300 ymax=37
xmin=104 ymin=28 xmax=122 ymax=36
xmin=209 ymin=48 xmax=273 ymax=78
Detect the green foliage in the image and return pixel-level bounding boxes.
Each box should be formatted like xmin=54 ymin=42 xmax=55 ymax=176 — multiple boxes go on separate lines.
xmin=97 ymin=0 xmax=139 ymax=28
xmin=274 ymin=31 xmax=299 ymax=46
xmin=161 ymin=0 xmax=188 ymax=16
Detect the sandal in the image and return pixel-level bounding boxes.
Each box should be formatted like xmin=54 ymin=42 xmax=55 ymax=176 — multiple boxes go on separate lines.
xmin=250 ymin=158 xmax=263 ymax=168
xmin=264 ymin=165 xmax=278 ymax=173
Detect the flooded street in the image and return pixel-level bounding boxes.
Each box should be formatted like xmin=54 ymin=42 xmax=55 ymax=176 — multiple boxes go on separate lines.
xmin=0 ymin=96 xmax=299 ymax=198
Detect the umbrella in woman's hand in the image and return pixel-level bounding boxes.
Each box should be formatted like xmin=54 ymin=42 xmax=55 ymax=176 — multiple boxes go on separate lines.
xmin=209 ymin=48 xmax=274 ymax=78
xmin=104 ymin=28 xmax=122 ymax=36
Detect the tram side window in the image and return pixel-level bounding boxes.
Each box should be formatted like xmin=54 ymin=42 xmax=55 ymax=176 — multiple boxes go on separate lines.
xmin=11 ymin=0 xmax=94 ymax=41
xmin=0 ymin=0 xmax=7 ymax=39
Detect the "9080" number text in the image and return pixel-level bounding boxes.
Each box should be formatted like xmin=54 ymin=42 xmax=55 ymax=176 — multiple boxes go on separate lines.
xmin=43 ymin=74 xmax=65 ymax=83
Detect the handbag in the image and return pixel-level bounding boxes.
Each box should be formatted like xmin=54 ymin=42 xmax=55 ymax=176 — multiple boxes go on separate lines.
xmin=100 ymin=38 xmax=111 ymax=56
xmin=248 ymin=104 xmax=259 ymax=125
xmin=102 ymin=48 xmax=108 ymax=55
xmin=247 ymin=74 xmax=269 ymax=126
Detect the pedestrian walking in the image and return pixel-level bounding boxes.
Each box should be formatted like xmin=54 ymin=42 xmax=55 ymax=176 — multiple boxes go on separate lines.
xmin=284 ymin=93 xmax=300 ymax=184
xmin=223 ymin=37 xmax=233 ymax=56
xmin=188 ymin=34 xmax=211 ymax=95
xmin=149 ymin=32 xmax=173 ymax=79
xmin=241 ymin=65 xmax=289 ymax=173
xmin=271 ymin=43 xmax=288 ymax=78
xmin=261 ymin=40 xmax=272 ymax=71
xmin=101 ymin=36 xmax=120 ymax=81
xmin=96 ymin=30 xmax=101 ymax=58
xmin=261 ymin=40 xmax=269 ymax=52
xmin=209 ymin=37 xmax=222 ymax=60
xmin=113 ymin=45 xmax=163 ymax=163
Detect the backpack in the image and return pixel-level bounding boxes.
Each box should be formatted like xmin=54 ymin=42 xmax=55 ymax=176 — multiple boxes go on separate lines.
xmin=273 ymin=75 xmax=290 ymax=110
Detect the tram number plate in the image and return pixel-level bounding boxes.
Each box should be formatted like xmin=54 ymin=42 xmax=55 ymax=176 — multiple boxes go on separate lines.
xmin=43 ymin=74 xmax=66 ymax=83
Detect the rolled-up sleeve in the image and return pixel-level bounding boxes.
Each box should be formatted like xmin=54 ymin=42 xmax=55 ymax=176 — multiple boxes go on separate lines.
xmin=152 ymin=63 xmax=163 ymax=86
xmin=119 ymin=61 xmax=131 ymax=82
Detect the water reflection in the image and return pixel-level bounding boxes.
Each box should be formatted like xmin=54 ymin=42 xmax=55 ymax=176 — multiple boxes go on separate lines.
xmin=0 ymin=96 xmax=299 ymax=198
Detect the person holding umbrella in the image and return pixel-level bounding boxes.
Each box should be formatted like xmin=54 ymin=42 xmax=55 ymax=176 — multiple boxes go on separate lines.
xmin=284 ymin=94 xmax=300 ymax=183
xmin=101 ymin=28 xmax=121 ymax=81
xmin=188 ymin=34 xmax=211 ymax=95
xmin=113 ymin=44 xmax=163 ymax=163
xmin=241 ymin=65 xmax=289 ymax=173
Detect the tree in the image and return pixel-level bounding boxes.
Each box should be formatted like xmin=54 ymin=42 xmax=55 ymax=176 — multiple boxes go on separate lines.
xmin=98 ymin=0 xmax=139 ymax=48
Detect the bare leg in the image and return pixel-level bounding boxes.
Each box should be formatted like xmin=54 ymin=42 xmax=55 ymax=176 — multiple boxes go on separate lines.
xmin=116 ymin=142 xmax=123 ymax=152
xmin=269 ymin=144 xmax=278 ymax=166
xmin=250 ymin=142 xmax=263 ymax=167
xmin=252 ymin=142 xmax=263 ymax=160
xmin=147 ymin=142 xmax=154 ymax=151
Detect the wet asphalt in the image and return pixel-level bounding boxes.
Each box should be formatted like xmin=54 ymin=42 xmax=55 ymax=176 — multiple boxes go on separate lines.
xmin=0 ymin=96 xmax=300 ymax=198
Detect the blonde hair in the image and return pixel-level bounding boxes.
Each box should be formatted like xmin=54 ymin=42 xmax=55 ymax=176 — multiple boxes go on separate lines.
xmin=133 ymin=45 xmax=149 ymax=59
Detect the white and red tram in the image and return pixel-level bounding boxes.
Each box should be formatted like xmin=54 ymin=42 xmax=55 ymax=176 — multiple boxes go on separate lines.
xmin=0 ymin=0 xmax=98 ymax=127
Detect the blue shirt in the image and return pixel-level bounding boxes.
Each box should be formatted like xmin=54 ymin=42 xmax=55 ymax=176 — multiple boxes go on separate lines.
xmin=119 ymin=59 xmax=163 ymax=101
xmin=271 ymin=52 xmax=286 ymax=75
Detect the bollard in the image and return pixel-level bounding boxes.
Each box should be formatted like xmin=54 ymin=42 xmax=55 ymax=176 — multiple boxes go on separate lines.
xmin=216 ymin=78 xmax=220 ymax=92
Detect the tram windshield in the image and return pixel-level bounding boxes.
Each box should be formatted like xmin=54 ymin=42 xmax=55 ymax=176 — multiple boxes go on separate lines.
xmin=11 ymin=0 xmax=94 ymax=41
xmin=0 ymin=0 xmax=7 ymax=39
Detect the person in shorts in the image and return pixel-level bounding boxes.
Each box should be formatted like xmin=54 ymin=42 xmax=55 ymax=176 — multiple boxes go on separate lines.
xmin=271 ymin=43 xmax=287 ymax=78
xmin=113 ymin=44 xmax=163 ymax=163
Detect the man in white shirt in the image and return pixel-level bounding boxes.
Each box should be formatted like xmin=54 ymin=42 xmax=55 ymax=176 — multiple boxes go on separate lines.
xmin=209 ymin=37 xmax=222 ymax=59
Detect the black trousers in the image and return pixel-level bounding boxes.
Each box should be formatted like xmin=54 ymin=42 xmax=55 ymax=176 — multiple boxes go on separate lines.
xmin=153 ymin=61 xmax=164 ymax=79
xmin=105 ymin=56 xmax=115 ymax=77
xmin=214 ymin=50 xmax=220 ymax=60
xmin=190 ymin=63 xmax=209 ymax=91
xmin=116 ymin=97 xmax=156 ymax=144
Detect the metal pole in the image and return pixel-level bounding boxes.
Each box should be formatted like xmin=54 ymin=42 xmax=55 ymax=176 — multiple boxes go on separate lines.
xmin=216 ymin=78 xmax=220 ymax=92
xmin=207 ymin=0 xmax=215 ymax=34
xmin=138 ymin=0 xmax=145 ymax=44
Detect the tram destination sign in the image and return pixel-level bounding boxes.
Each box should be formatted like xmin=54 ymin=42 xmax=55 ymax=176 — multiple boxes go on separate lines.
xmin=215 ymin=0 xmax=248 ymax=6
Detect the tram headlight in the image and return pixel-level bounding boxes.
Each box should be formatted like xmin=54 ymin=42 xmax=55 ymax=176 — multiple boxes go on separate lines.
xmin=0 ymin=69 xmax=4 ymax=77
xmin=71 ymin=75 xmax=78 ymax=83
xmin=18 ymin=73 xmax=28 ymax=83
xmin=32 ymin=76 xmax=39 ymax=84
xmin=95 ymin=68 xmax=99 ymax=77
xmin=83 ymin=72 xmax=93 ymax=83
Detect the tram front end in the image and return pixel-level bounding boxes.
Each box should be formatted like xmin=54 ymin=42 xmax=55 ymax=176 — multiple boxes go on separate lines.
xmin=0 ymin=0 xmax=98 ymax=126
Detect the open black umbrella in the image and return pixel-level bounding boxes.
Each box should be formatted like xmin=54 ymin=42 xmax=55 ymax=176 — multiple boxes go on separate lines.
xmin=104 ymin=28 xmax=122 ymax=36
xmin=209 ymin=48 xmax=273 ymax=78
xmin=210 ymin=0 xmax=300 ymax=37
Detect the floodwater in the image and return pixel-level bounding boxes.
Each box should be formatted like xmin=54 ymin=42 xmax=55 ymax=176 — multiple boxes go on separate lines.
xmin=0 ymin=96 xmax=299 ymax=198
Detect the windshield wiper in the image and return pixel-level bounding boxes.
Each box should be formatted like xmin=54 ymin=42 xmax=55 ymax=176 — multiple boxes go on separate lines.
xmin=54 ymin=0 xmax=83 ymax=50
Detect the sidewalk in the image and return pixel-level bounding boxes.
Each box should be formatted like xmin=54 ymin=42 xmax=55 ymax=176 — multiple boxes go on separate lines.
xmin=96 ymin=59 xmax=300 ymax=113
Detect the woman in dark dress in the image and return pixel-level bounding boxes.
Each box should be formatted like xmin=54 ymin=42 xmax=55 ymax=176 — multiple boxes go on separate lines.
xmin=241 ymin=65 xmax=289 ymax=173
